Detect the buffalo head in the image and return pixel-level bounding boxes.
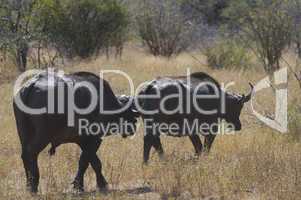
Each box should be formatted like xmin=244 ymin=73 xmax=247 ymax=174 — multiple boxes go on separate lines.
xmin=224 ymin=83 xmax=254 ymax=131
xmin=117 ymin=95 xmax=140 ymax=137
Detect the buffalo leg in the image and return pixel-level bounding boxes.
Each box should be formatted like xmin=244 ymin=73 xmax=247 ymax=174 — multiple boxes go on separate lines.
xmin=21 ymin=148 xmax=31 ymax=188
xmin=24 ymin=137 xmax=49 ymax=193
xmin=143 ymin=134 xmax=153 ymax=164
xmin=74 ymin=138 xmax=107 ymax=191
xmin=189 ymin=135 xmax=203 ymax=155
xmin=14 ymin=109 xmax=40 ymax=193
xmin=27 ymin=154 xmax=39 ymax=193
xmin=204 ymin=134 xmax=216 ymax=153
xmin=143 ymin=129 xmax=164 ymax=164
xmin=152 ymin=136 xmax=164 ymax=160
xmin=90 ymin=154 xmax=107 ymax=190
xmin=73 ymin=152 xmax=89 ymax=191
xmin=87 ymin=139 xmax=107 ymax=190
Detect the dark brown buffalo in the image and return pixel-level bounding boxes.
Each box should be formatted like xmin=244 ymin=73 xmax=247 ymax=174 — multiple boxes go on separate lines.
xmin=13 ymin=71 xmax=138 ymax=193
xmin=137 ymin=72 xmax=253 ymax=163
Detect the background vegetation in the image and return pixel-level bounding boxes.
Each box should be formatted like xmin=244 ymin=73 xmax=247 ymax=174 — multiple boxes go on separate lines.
xmin=1 ymin=0 xmax=301 ymax=73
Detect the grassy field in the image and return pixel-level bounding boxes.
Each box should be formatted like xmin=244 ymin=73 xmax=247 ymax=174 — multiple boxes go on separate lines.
xmin=0 ymin=46 xmax=300 ymax=200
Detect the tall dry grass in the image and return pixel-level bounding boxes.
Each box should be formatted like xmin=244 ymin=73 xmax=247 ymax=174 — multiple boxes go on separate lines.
xmin=0 ymin=45 xmax=300 ymax=200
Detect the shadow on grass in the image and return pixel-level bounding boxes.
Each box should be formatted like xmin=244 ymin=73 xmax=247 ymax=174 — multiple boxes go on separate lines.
xmin=36 ymin=185 xmax=154 ymax=199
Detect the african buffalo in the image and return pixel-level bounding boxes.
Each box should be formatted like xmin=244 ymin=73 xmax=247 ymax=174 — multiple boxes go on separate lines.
xmin=13 ymin=71 xmax=138 ymax=193
xmin=136 ymin=72 xmax=253 ymax=163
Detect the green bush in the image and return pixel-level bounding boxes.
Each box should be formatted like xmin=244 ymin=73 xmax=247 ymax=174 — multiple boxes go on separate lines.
xmin=136 ymin=0 xmax=193 ymax=57
xmin=223 ymin=0 xmax=292 ymax=73
xmin=0 ymin=0 xmax=39 ymax=71
xmin=204 ymin=40 xmax=252 ymax=70
xmin=35 ymin=0 xmax=129 ymax=59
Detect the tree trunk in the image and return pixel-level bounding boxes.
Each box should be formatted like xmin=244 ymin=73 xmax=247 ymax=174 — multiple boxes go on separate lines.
xmin=16 ymin=42 xmax=29 ymax=72
xmin=297 ymin=41 xmax=301 ymax=59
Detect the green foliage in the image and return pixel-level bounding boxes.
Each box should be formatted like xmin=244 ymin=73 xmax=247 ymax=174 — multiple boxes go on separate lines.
xmin=0 ymin=0 xmax=39 ymax=71
xmin=137 ymin=0 xmax=193 ymax=57
xmin=183 ymin=0 xmax=230 ymax=25
xmin=35 ymin=0 xmax=129 ymax=58
xmin=224 ymin=0 xmax=293 ymax=73
xmin=0 ymin=0 xmax=128 ymax=68
xmin=205 ymin=39 xmax=252 ymax=70
xmin=288 ymin=0 xmax=301 ymax=58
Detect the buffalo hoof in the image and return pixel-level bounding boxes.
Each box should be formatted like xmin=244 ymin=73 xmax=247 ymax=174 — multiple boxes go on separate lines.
xmin=28 ymin=187 xmax=38 ymax=194
xmin=26 ymin=183 xmax=38 ymax=194
xmin=194 ymin=152 xmax=202 ymax=157
xmin=72 ymin=181 xmax=84 ymax=193
xmin=142 ymin=161 xmax=149 ymax=166
xmin=98 ymin=184 xmax=109 ymax=194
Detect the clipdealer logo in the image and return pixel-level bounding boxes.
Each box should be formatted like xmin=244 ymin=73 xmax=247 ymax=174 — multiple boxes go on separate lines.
xmin=250 ymin=68 xmax=288 ymax=133
xmin=13 ymin=68 xmax=288 ymax=134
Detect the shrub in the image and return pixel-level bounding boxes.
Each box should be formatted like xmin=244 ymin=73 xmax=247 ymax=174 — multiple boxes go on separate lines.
xmin=183 ymin=0 xmax=230 ymax=25
xmin=224 ymin=0 xmax=293 ymax=74
xmin=204 ymin=40 xmax=252 ymax=70
xmin=0 ymin=0 xmax=39 ymax=71
xmin=136 ymin=0 xmax=193 ymax=57
xmin=288 ymin=0 xmax=301 ymax=58
xmin=35 ymin=0 xmax=129 ymax=59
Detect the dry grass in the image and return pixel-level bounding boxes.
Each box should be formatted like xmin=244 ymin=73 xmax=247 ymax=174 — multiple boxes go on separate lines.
xmin=0 ymin=46 xmax=301 ymax=200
